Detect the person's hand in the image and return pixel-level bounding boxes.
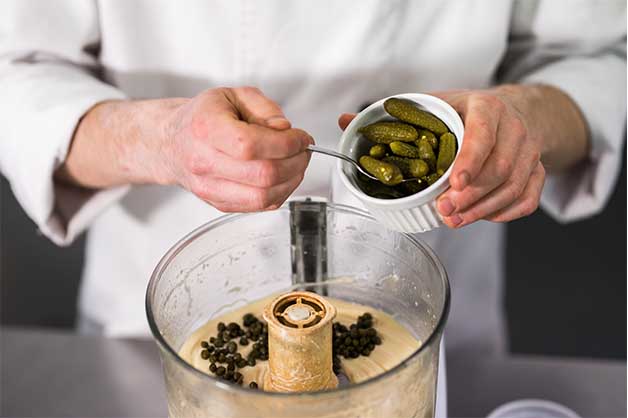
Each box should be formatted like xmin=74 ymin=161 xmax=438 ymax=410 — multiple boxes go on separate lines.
xmin=338 ymin=85 xmax=547 ymax=228
xmin=430 ymin=87 xmax=545 ymax=228
xmin=157 ymin=87 xmax=313 ymax=212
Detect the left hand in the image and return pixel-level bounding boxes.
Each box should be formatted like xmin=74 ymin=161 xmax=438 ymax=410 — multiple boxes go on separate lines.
xmin=338 ymin=85 xmax=546 ymax=228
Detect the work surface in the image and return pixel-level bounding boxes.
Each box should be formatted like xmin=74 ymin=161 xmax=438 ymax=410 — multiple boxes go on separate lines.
xmin=2 ymin=327 xmax=625 ymax=417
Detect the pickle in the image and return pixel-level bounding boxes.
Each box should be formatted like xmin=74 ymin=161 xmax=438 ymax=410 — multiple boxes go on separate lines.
xmin=436 ymin=132 xmax=457 ymax=176
xmin=359 ymin=155 xmax=404 ymax=186
xmin=418 ymin=129 xmax=438 ymax=149
xmin=356 ymin=173 xmax=406 ymax=199
xmin=369 ymin=144 xmax=387 ymax=159
xmin=401 ymin=179 xmax=427 ymax=195
xmin=389 ymin=141 xmax=421 ymax=158
xmin=424 ymin=172 xmax=441 ymax=186
xmin=384 ymin=98 xmax=449 ymax=135
xmin=358 ymin=121 xmax=418 ymax=144
xmin=417 ymin=137 xmax=436 ymax=170
xmin=383 ymin=156 xmax=429 ymax=178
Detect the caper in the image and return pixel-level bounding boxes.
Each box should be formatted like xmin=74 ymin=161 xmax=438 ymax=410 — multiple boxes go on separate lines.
xmin=217 ymin=322 xmax=226 ymax=332
xmin=234 ymin=372 xmax=243 ymax=385
xmin=249 ymin=381 xmax=258 ymax=389
xmin=200 ymin=341 xmax=209 ymax=348
xmin=200 ymin=350 xmax=210 ymax=360
xmin=227 ymin=341 xmax=237 ymax=354
xmin=209 ymin=363 xmax=217 ymax=373
xmin=216 ymin=366 xmax=226 ymax=376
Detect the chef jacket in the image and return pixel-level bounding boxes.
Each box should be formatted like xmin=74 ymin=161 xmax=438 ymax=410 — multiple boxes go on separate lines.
xmin=1 ymin=2 xmax=626 ymax=415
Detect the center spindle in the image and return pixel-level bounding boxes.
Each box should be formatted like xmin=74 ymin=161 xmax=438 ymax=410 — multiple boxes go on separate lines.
xmin=263 ymin=291 xmax=338 ymax=392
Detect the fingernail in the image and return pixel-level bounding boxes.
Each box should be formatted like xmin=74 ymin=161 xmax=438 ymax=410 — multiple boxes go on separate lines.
xmin=457 ymin=171 xmax=470 ymax=189
xmin=449 ymin=214 xmax=463 ymax=227
xmin=302 ymin=135 xmax=315 ymax=148
xmin=438 ymin=198 xmax=455 ymax=216
xmin=265 ymin=116 xmax=291 ymax=129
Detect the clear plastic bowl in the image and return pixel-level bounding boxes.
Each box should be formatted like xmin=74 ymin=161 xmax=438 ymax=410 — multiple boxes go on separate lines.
xmin=146 ymin=202 xmax=450 ymax=417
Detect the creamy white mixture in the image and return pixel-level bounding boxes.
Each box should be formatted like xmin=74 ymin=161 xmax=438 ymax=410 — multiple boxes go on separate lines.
xmin=179 ymin=295 xmax=421 ymax=389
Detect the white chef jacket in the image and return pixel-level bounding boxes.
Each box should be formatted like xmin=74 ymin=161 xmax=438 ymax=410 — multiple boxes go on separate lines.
xmin=0 ymin=2 xmax=625 ymax=415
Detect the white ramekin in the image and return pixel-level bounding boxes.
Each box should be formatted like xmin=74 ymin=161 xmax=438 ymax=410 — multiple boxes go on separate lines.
xmin=337 ymin=93 xmax=464 ymax=233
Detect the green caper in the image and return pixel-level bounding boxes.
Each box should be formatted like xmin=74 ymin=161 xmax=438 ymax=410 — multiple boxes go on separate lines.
xmin=227 ymin=341 xmax=237 ymax=353
xmin=200 ymin=350 xmax=210 ymax=360
xmin=209 ymin=363 xmax=217 ymax=373
xmin=436 ymin=132 xmax=457 ymax=175
xmin=384 ymin=98 xmax=449 ymax=135
xmin=216 ymin=366 xmax=226 ymax=376
xmin=358 ymin=121 xmax=418 ymax=144
xmin=389 ymin=141 xmax=421 ymax=158
xmin=369 ymin=144 xmax=388 ymax=159
xmin=359 ymin=156 xmax=403 ymax=186
xmin=249 ymin=381 xmax=258 ymax=389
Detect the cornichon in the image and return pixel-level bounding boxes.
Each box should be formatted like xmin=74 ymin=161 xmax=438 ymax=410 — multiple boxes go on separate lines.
xmin=418 ymin=129 xmax=438 ymax=149
xmin=384 ymin=98 xmax=449 ymax=135
xmin=369 ymin=144 xmax=387 ymax=159
xmin=436 ymin=132 xmax=457 ymax=175
xmin=359 ymin=156 xmax=403 ymax=186
xmin=389 ymin=141 xmax=421 ymax=158
xmin=358 ymin=121 xmax=418 ymax=144
xmin=417 ymin=137 xmax=436 ymax=169
xmin=383 ymin=156 xmax=429 ymax=178
xmin=424 ymin=172 xmax=441 ymax=186
xmin=401 ymin=179 xmax=427 ymax=195
xmin=362 ymin=180 xmax=406 ymax=199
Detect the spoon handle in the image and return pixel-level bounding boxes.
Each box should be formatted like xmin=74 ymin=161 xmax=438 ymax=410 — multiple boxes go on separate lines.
xmin=307 ymin=144 xmax=358 ymax=166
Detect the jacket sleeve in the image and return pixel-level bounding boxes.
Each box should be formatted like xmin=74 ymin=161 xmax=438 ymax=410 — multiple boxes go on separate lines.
xmin=497 ymin=0 xmax=626 ymax=223
xmin=0 ymin=0 xmax=129 ymax=245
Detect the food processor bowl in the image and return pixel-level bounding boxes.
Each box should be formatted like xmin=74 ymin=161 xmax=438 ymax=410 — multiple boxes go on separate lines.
xmin=146 ymin=201 xmax=449 ymax=418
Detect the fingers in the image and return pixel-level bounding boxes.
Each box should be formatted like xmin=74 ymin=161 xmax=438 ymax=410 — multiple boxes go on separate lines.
xmin=441 ymin=151 xmax=539 ymax=227
xmin=190 ymin=172 xmax=304 ymax=213
xmin=485 ymin=162 xmax=545 ymax=222
xmin=189 ymin=145 xmax=311 ymax=187
xmin=190 ymin=88 xmax=313 ymax=160
xmin=338 ymin=113 xmax=356 ymax=131
xmin=224 ymin=87 xmax=291 ymax=130
xmin=449 ymin=96 xmax=502 ymax=190
xmin=437 ymin=115 xmax=528 ymax=216
xmin=208 ymin=122 xmax=314 ymax=160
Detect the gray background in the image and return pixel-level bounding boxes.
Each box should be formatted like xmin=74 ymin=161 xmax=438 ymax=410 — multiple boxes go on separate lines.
xmin=1 ymin=147 xmax=625 ymax=359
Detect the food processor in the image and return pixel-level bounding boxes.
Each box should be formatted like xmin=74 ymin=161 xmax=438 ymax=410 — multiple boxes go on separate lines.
xmin=146 ymin=200 xmax=449 ymax=417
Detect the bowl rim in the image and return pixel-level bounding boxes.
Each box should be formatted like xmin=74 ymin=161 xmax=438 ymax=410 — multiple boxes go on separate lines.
xmin=337 ymin=93 xmax=464 ymax=207
xmin=145 ymin=202 xmax=451 ymax=399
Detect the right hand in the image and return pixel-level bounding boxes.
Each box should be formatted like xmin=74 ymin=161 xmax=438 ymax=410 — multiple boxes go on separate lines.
xmin=156 ymin=87 xmax=313 ymax=212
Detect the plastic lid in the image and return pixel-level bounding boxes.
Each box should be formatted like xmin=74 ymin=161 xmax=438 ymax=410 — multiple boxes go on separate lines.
xmin=487 ymin=399 xmax=581 ymax=418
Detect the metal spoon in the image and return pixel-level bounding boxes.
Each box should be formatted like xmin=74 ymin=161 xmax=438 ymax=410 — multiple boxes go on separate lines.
xmin=307 ymin=144 xmax=418 ymax=182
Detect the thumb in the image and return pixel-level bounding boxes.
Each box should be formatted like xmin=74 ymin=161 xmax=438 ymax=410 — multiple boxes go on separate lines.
xmin=228 ymin=87 xmax=292 ymax=130
xmin=338 ymin=113 xmax=357 ymax=131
